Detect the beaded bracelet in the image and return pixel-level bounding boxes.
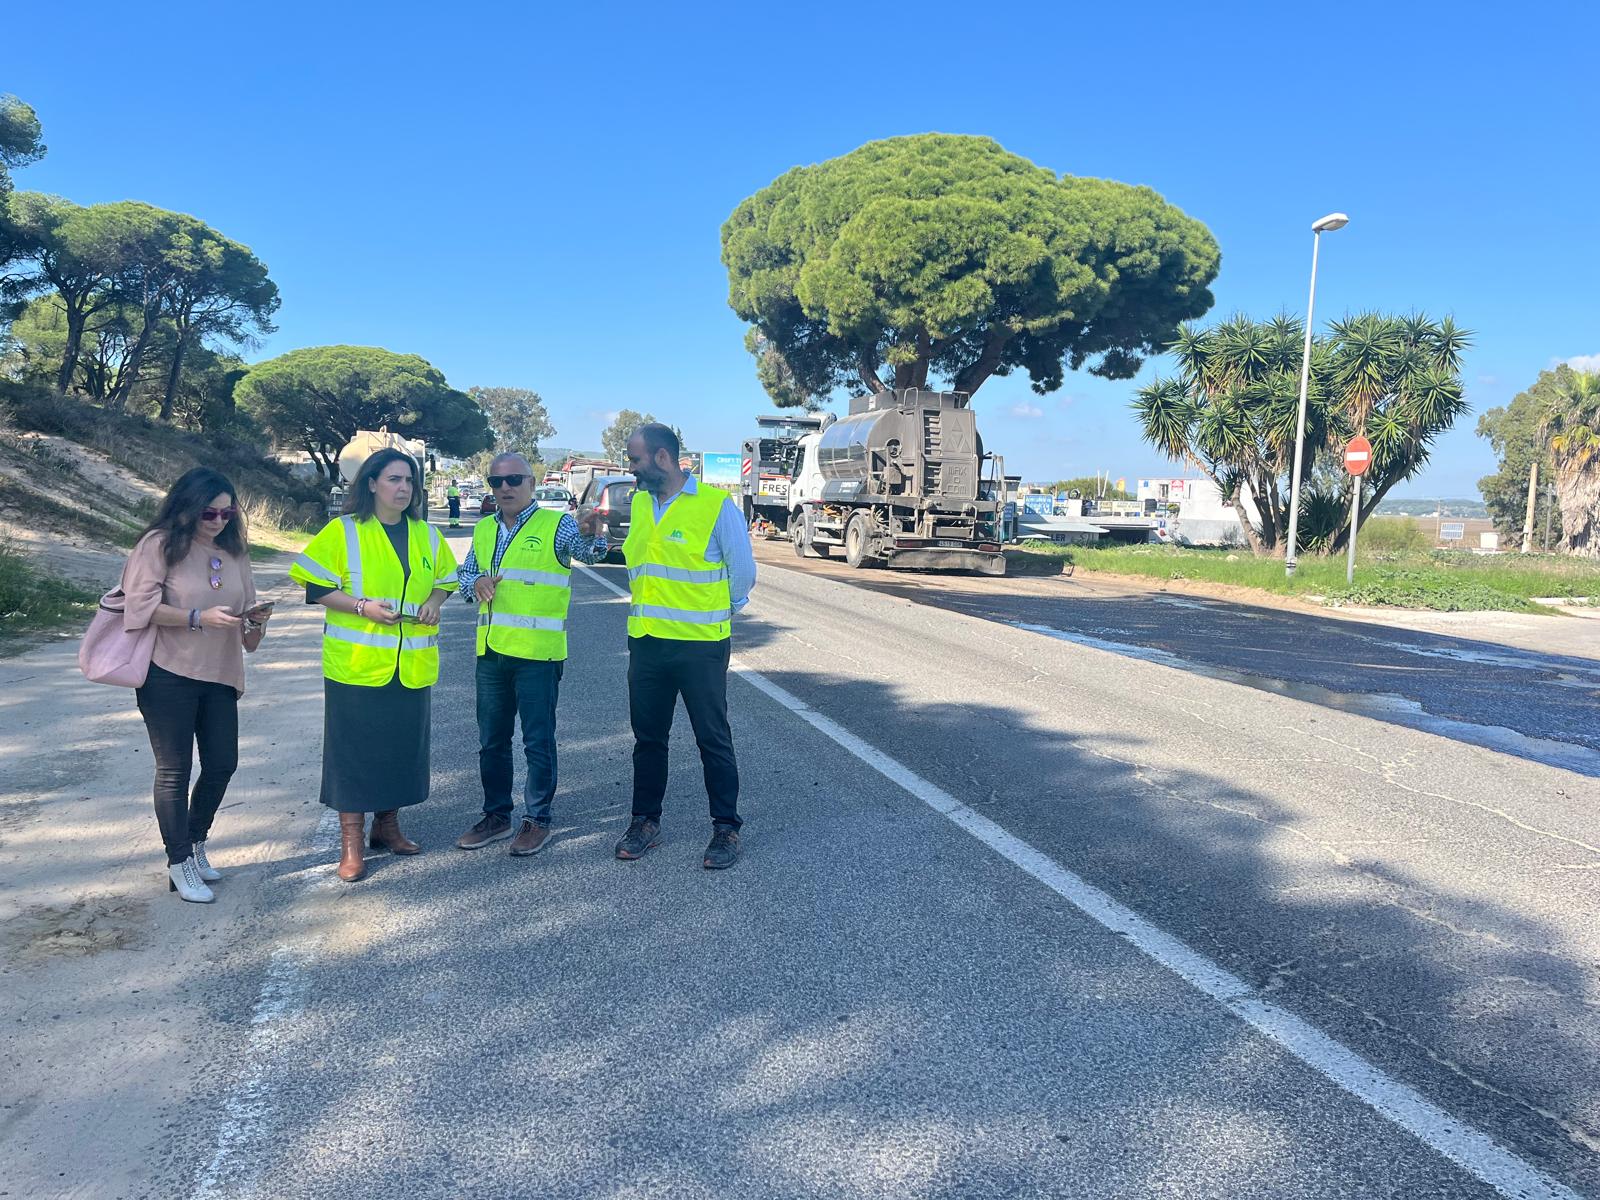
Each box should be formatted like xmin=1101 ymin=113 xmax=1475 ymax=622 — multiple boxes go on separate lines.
xmin=355 ymin=597 xmax=368 ymax=618
xmin=189 ymin=608 xmax=200 ymax=631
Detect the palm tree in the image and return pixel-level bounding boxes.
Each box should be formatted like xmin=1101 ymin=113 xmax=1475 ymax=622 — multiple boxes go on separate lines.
xmin=1134 ymin=312 xmax=1469 ymax=556
xmin=1133 ymin=315 xmax=1314 ymax=553
xmin=1541 ymin=366 xmax=1600 ymax=557
xmin=1322 ymin=313 xmax=1470 ymax=553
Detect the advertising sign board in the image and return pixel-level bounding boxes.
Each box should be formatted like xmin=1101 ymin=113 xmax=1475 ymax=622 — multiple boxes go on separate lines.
xmin=700 ymin=453 xmax=743 ymax=489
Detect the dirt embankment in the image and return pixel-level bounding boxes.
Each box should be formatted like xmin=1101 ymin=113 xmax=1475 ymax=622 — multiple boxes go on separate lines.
xmin=0 ymin=382 xmax=323 ymax=590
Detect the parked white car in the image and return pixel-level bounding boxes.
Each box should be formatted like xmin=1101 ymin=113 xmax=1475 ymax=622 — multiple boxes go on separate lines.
xmin=535 ymin=486 xmax=575 ymax=511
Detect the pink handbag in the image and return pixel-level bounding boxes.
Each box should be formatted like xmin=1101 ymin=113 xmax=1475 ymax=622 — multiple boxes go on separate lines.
xmin=79 ymin=577 xmax=158 ymax=688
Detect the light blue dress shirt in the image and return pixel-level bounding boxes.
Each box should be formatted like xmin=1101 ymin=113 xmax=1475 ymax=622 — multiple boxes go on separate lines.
xmin=650 ymin=475 xmax=757 ymax=612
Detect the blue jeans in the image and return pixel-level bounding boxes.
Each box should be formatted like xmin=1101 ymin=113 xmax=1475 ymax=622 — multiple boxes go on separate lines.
xmin=476 ymin=650 xmax=562 ymax=824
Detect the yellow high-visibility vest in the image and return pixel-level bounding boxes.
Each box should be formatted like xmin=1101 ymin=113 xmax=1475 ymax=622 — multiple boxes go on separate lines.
xmin=622 ymin=483 xmax=732 ymax=642
xmin=472 ymin=507 xmax=570 ymax=660
xmin=289 ymin=515 xmax=459 ymax=687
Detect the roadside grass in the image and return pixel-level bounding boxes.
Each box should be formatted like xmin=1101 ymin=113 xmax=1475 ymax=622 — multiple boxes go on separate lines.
xmin=1012 ymin=538 xmax=1600 ymax=614
xmin=241 ymin=496 xmax=313 ymax=559
xmin=0 ymin=542 xmax=97 ymax=646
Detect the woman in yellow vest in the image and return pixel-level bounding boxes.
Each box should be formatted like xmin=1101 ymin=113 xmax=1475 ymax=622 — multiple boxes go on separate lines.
xmin=290 ymin=449 xmax=459 ymax=882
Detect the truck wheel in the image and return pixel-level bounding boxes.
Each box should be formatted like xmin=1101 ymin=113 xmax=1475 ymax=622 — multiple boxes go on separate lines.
xmin=844 ymin=513 xmax=874 ymax=569
xmin=793 ymin=509 xmax=828 ymax=558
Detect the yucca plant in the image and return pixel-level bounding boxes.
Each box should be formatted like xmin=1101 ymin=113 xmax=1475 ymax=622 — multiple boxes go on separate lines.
xmin=1134 ymin=312 xmax=1470 ymax=556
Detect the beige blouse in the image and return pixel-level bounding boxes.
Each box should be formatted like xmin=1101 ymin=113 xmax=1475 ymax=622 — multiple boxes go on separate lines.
xmin=123 ymin=532 xmax=258 ymax=695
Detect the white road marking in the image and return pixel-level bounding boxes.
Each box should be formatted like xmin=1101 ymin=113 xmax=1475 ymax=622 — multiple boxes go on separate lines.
xmin=191 ymin=942 xmax=318 ymax=1199
xmin=576 ymin=562 xmax=1582 ymax=1199
xmin=193 ymin=765 xmax=341 ymax=1193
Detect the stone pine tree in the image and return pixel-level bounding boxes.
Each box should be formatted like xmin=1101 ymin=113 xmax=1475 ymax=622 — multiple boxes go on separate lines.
xmin=721 ymin=134 xmax=1220 ymax=407
xmin=237 ymin=345 xmax=492 ymax=481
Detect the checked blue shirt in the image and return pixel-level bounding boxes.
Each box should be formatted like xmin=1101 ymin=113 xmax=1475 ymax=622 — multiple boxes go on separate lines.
xmin=457 ymin=502 xmax=607 ymax=601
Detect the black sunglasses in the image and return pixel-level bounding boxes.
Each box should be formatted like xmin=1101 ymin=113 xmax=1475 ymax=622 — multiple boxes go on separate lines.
xmin=486 ymin=474 xmax=527 ymax=488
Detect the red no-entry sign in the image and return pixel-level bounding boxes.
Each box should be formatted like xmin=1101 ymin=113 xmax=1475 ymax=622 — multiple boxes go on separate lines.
xmin=1345 ymin=436 xmax=1372 ymax=476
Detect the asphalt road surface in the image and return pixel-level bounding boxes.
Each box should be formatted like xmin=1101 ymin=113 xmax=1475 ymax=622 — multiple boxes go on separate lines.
xmin=30 ymin=531 xmax=1597 ymax=1199
xmin=757 ymin=541 xmax=1600 ymax=777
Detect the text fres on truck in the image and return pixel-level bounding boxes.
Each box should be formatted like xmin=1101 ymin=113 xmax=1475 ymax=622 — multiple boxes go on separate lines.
xmin=785 ymin=389 xmax=1007 ymax=576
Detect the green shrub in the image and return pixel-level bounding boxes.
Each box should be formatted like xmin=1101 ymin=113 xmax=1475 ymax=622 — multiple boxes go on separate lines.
xmin=1357 ymin=517 xmax=1432 ymax=557
xmin=0 ymin=543 xmax=97 ymax=645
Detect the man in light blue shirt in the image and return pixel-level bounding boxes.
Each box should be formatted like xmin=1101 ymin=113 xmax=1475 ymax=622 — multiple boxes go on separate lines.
xmin=614 ymin=423 xmax=756 ymax=870
xmin=645 ymin=476 xmax=757 ymax=612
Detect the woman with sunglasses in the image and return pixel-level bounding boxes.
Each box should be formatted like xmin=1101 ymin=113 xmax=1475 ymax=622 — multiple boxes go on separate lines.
xmin=122 ymin=467 xmax=271 ymax=903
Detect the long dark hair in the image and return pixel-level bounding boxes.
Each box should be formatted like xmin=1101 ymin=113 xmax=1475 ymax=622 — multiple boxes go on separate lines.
xmin=343 ymin=448 xmax=422 ymax=522
xmin=139 ymin=467 xmax=249 ymax=568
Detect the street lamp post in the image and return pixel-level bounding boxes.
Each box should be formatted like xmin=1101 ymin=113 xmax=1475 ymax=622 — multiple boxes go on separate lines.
xmin=1284 ymin=212 xmax=1349 ymax=578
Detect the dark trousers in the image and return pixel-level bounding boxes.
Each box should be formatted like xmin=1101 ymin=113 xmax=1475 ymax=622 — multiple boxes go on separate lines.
xmin=628 ymin=635 xmax=740 ymax=828
xmin=135 ymin=662 xmax=239 ymax=865
xmin=476 ymin=649 xmax=561 ymax=824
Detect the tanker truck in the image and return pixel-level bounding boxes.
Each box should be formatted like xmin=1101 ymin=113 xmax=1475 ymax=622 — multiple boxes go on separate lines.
xmin=327 ymin=428 xmax=432 ymax=521
xmin=787 ymin=389 xmax=1006 ymax=575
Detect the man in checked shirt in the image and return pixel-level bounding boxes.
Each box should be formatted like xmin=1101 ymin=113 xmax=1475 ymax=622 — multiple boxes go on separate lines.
xmin=455 ymin=453 xmax=608 ymax=856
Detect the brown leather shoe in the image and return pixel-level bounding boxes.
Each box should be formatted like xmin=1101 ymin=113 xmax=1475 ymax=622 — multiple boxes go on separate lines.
xmin=456 ymin=814 xmax=513 ymax=849
xmin=509 ymin=819 xmax=552 ymax=857
xmin=370 ymin=810 xmax=421 ymax=855
xmin=337 ymin=812 xmax=366 ymax=882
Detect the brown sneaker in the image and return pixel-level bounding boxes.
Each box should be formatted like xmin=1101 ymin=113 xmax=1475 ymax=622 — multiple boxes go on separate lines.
xmin=456 ymin=814 xmax=512 ymax=849
xmin=509 ymin=819 xmax=552 ymax=857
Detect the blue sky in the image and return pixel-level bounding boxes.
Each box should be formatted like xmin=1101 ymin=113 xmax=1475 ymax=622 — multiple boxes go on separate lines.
xmin=8 ymin=0 xmax=1597 ymax=497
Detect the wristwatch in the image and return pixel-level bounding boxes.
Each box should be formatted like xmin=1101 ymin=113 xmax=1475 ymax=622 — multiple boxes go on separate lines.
xmin=189 ymin=608 xmax=200 ymax=631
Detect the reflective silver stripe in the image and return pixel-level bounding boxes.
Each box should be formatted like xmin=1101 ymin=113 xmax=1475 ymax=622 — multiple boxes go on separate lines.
xmin=401 ymin=634 xmax=438 ymax=651
xmin=341 ymin=517 xmax=363 ymax=597
xmin=324 ymin=624 xmax=400 ymax=649
xmin=293 ymin=552 xmax=339 ymax=586
xmin=476 ymin=613 xmax=566 ymax=631
xmin=628 ymin=604 xmax=731 ymax=624
xmin=499 ymin=568 xmax=572 ymax=588
xmin=627 ymin=563 xmax=729 ymax=585
xmin=429 ymin=524 xmax=456 ymax=585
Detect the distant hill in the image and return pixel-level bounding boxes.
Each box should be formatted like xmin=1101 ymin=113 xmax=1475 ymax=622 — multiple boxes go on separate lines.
xmin=1375 ymin=498 xmax=1488 ymax=518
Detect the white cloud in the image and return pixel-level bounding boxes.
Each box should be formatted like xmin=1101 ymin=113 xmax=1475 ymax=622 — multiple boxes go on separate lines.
xmin=1565 ymin=354 xmax=1600 ymax=372
xmin=1009 ymin=402 xmax=1044 ymax=419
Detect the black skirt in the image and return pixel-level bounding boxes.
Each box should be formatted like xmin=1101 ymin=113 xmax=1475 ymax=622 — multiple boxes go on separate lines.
xmin=320 ymin=675 xmax=431 ymax=813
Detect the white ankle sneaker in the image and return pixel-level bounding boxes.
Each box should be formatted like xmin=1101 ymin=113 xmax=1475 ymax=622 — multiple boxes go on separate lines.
xmin=169 ymin=856 xmax=215 ymax=903
xmin=192 ymin=841 xmax=221 ymax=882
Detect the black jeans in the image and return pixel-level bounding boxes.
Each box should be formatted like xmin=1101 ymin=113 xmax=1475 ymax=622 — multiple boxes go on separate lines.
xmin=135 ymin=662 xmax=239 ymax=865
xmin=628 ymin=636 xmax=740 ymax=828
xmin=476 ymin=649 xmax=562 ymax=824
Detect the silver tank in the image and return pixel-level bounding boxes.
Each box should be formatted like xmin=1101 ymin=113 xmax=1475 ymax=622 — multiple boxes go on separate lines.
xmin=815 ymin=390 xmax=981 ymax=502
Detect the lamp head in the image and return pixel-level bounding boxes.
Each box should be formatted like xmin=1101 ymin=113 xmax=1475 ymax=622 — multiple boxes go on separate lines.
xmin=1312 ymin=212 xmax=1350 ymax=233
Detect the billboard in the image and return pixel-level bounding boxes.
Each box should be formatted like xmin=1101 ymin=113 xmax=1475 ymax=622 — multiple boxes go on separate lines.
xmin=701 ymin=452 xmax=742 ymax=488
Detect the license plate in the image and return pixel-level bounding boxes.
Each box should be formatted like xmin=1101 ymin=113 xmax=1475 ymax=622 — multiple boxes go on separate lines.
xmin=936 ymin=539 xmax=961 ymax=547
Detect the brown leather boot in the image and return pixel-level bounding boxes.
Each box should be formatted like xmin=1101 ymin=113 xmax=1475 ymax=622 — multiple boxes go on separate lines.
xmin=370 ymin=810 xmax=421 ymax=855
xmin=337 ymin=812 xmax=367 ymax=882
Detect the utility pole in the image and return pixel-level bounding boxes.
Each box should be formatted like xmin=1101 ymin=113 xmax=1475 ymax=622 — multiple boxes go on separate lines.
xmin=1521 ymin=461 xmax=1539 ymax=554
xmin=1544 ymin=481 xmax=1556 ymax=552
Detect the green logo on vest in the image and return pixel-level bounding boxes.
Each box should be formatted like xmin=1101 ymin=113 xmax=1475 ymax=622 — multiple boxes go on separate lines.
xmin=422 ymin=555 xmax=432 ymax=569
xmin=666 ymin=529 xmax=686 ymax=544
xmin=522 ymin=534 xmax=543 ymax=549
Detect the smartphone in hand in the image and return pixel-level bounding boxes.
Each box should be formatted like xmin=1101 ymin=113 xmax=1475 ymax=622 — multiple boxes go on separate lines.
xmin=239 ymin=600 xmax=275 ymax=620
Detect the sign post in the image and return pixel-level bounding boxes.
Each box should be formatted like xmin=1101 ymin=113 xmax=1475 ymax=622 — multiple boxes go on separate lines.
xmin=1343 ymin=436 xmax=1372 ymax=584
